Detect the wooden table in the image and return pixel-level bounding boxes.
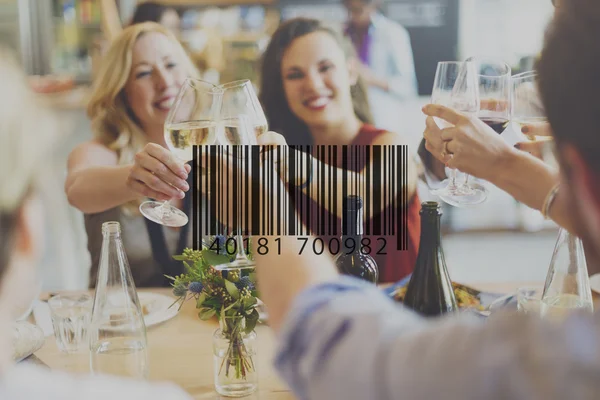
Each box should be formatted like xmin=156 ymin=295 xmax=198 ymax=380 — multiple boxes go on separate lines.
xmin=33 ymin=282 xmax=535 ymax=399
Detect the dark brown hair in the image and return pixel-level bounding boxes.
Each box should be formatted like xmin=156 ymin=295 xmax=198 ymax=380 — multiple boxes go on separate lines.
xmin=131 ymin=2 xmax=174 ymax=25
xmin=537 ymin=0 xmax=600 ymax=173
xmin=259 ymin=18 xmax=373 ymax=145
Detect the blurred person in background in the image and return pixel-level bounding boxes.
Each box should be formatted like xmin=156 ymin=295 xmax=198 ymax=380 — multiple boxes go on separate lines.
xmin=251 ymin=2 xmax=600 ymax=398
xmin=131 ymin=1 xmax=181 ymax=37
xmin=65 ymin=23 xmax=196 ymax=288
xmin=342 ymin=0 xmax=418 ymax=131
xmin=0 ymin=45 xmax=191 ymax=399
xmin=258 ymin=18 xmax=421 ymax=283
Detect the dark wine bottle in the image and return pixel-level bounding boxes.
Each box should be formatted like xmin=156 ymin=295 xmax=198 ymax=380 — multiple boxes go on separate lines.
xmin=334 ymin=195 xmax=379 ymax=283
xmin=403 ymin=201 xmax=457 ymax=316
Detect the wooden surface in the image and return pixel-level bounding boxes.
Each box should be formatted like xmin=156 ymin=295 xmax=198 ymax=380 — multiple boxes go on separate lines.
xmin=34 ymin=283 xmax=530 ymax=399
xmin=35 ymin=288 xmax=292 ymax=399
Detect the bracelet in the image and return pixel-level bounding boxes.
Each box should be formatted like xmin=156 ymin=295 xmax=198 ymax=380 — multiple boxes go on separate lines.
xmin=541 ymin=183 xmax=560 ymax=219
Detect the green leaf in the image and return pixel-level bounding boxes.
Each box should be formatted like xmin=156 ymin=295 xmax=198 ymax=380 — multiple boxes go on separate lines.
xmin=245 ymin=309 xmax=259 ymax=333
xmin=202 ymin=249 xmax=231 ymax=266
xmin=243 ymin=296 xmax=257 ymax=309
xmin=222 ymin=299 xmax=239 ymax=313
xmin=195 ymin=292 xmax=207 ymax=308
xmin=198 ymin=308 xmax=216 ymax=320
xmin=248 ymin=272 xmax=257 ymax=284
xmin=172 ymin=255 xmax=187 ymax=261
xmin=224 ymin=279 xmax=240 ymax=300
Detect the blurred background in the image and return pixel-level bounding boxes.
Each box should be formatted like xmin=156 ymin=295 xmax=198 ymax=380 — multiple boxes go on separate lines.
xmin=0 ymin=0 xmax=558 ymax=290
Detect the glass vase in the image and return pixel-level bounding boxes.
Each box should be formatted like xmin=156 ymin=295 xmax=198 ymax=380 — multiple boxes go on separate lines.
xmin=213 ymin=316 xmax=258 ymax=397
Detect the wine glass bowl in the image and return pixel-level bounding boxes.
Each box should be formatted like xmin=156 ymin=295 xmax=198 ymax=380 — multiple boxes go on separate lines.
xmin=139 ymin=78 xmax=222 ymax=227
xmin=429 ymin=61 xmax=487 ymax=207
xmin=474 ymin=59 xmax=511 ymax=135
xmin=511 ymin=71 xmax=547 ymax=140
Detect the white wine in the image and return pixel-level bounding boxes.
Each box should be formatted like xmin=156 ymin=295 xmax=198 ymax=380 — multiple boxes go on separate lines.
xmin=540 ymin=293 xmax=593 ymax=321
xmin=165 ymin=120 xmax=217 ymax=161
xmin=220 ymin=118 xmax=268 ymax=145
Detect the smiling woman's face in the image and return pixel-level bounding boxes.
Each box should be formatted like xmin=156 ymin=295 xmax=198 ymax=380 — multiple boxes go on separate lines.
xmin=124 ymin=32 xmax=187 ymax=132
xmin=280 ymin=31 xmax=357 ymax=131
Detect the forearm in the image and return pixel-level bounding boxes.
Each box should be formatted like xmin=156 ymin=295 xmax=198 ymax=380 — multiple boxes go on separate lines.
xmin=491 ymin=148 xmax=577 ymax=234
xmin=253 ymin=235 xmax=339 ymax=334
xmin=65 ymin=165 xmax=139 ymax=214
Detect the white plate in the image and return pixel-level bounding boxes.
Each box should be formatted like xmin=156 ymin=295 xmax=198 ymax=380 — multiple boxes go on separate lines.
xmin=139 ymin=292 xmax=179 ymax=328
xmin=589 ymin=274 xmax=600 ymax=295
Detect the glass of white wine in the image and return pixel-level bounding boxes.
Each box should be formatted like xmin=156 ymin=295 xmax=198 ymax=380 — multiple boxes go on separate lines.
xmin=511 ymin=71 xmax=548 ymax=140
xmin=139 ymin=78 xmax=223 ymax=227
xmin=213 ymin=80 xmax=268 ymax=271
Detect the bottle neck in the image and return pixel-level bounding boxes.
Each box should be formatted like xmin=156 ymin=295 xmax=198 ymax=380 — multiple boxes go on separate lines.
xmin=420 ymin=214 xmax=441 ymax=248
xmin=342 ymin=206 xmax=363 ymax=239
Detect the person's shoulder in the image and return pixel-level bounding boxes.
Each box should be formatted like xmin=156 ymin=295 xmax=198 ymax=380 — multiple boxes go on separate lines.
xmin=1 ymin=364 xmax=192 ymax=400
xmin=357 ymin=124 xmax=404 ymax=145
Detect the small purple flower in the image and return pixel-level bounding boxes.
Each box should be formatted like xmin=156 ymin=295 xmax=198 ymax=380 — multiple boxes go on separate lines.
xmin=188 ymin=282 xmax=204 ymax=294
xmin=173 ymin=284 xmax=187 ymax=297
xmin=236 ymin=276 xmax=255 ymax=291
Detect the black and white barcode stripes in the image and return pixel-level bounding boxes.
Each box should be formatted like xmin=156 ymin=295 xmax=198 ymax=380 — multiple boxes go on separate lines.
xmin=191 ymin=145 xmax=409 ymax=251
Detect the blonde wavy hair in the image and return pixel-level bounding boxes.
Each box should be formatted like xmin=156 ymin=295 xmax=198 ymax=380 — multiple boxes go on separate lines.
xmin=87 ymin=22 xmax=200 ymax=166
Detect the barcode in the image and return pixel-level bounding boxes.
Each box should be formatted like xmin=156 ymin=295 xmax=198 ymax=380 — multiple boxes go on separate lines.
xmin=191 ymin=145 xmax=409 ymax=250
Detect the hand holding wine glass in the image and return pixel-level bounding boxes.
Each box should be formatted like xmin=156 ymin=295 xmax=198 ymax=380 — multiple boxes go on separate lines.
xmin=138 ymin=78 xmax=222 ymax=227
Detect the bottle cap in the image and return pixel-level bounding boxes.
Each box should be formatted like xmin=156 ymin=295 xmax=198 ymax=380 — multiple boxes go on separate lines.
xmin=345 ymin=195 xmax=363 ymax=211
xmin=102 ymin=221 xmax=121 ymax=234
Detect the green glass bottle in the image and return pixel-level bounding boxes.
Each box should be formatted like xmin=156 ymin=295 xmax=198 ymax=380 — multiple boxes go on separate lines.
xmin=403 ymin=202 xmax=457 ymax=316
xmin=334 ymin=195 xmax=379 ymax=283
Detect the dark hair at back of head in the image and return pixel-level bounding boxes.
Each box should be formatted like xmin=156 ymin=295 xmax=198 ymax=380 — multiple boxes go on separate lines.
xmin=259 ymin=18 xmax=373 ymax=146
xmin=0 ymin=209 xmax=21 ymax=282
xmin=131 ymin=2 xmax=170 ymax=25
xmin=538 ymin=0 xmax=600 ymax=173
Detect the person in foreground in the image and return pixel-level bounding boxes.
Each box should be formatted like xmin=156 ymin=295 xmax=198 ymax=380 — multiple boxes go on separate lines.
xmin=0 ymin=48 xmax=190 ymax=399
xmin=254 ymin=0 xmax=600 ymax=398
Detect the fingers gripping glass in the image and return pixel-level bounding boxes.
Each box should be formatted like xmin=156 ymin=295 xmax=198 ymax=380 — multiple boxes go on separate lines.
xmin=213 ymin=80 xmax=268 ymax=271
xmin=140 ymin=78 xmax=222 ymax=227
xmin=429 ymin=61 xmax=487 ymax=207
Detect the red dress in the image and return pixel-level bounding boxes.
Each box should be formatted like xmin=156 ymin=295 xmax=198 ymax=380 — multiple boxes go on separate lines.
xmin=300 ymin=124 xmax=421 ymax=283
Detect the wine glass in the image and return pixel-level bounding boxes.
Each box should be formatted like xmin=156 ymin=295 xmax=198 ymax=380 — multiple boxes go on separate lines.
xmin=139 ymin=78 xmax=223 ymax=227
xmin=213 ymin=80 xmax=268 ymax=271
xmin=475 ymin=59 xmax=511 ymax=134
xmin=429 ymin=61 xmax=486 ymax=207
xmin=512 ymin=71 xmax=548 ymax=139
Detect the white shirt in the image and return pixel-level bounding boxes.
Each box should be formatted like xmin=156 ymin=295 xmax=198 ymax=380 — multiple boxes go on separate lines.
xmin=350 ymin=14 xmax=419 ymax=131
xmin=0 ymin=364 xmax=192 ymax=399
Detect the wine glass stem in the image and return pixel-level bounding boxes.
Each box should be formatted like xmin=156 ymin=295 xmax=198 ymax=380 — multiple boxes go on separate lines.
xmin=158 ymin=200 xmax=172 ymax=218
xmin=235 ymin=231 xmax=247 ymax=261
xmin=448 ymin=169 xmax=458 ymax=189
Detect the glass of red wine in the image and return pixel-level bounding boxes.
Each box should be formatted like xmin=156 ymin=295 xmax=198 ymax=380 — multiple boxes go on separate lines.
xmin=475 ymin=59 xmax=512 ymax=134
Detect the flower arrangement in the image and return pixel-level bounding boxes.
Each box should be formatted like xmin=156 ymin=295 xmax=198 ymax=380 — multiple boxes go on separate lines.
xmin=169 ymin=236 xmax=260 ymax=381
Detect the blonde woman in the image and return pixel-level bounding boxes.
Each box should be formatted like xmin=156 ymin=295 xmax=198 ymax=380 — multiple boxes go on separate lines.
xmin=0 ymin=46 xmax=191 ymax=399
xmin=65 ymin=22 xmax=198 ymax=288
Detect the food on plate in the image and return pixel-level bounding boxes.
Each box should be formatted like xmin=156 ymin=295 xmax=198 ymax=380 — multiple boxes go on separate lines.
xmin=391 ymin=282 xmax=484 ymax=310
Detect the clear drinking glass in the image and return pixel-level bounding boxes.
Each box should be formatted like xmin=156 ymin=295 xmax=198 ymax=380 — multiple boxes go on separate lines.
xmin=139 ymin=78 xmax=223 ymax=227
xmin=48 ymin=294 xmax=92 ymax=353
xmin=429 ymin=61 xmax=486 ymax=207
xmin=212 ymin=80 xmax=268 ymax=271
xmin=516 ymin=287 xmax=542 ymax=315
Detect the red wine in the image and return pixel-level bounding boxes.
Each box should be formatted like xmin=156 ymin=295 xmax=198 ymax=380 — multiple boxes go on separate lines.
xmin=403 ymin=202 xmax=457 ymax=316
xmin=334 ymin=195 xmax=379 ymax=283
xmin=480 ymin=117 xmax=509 ymax=134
